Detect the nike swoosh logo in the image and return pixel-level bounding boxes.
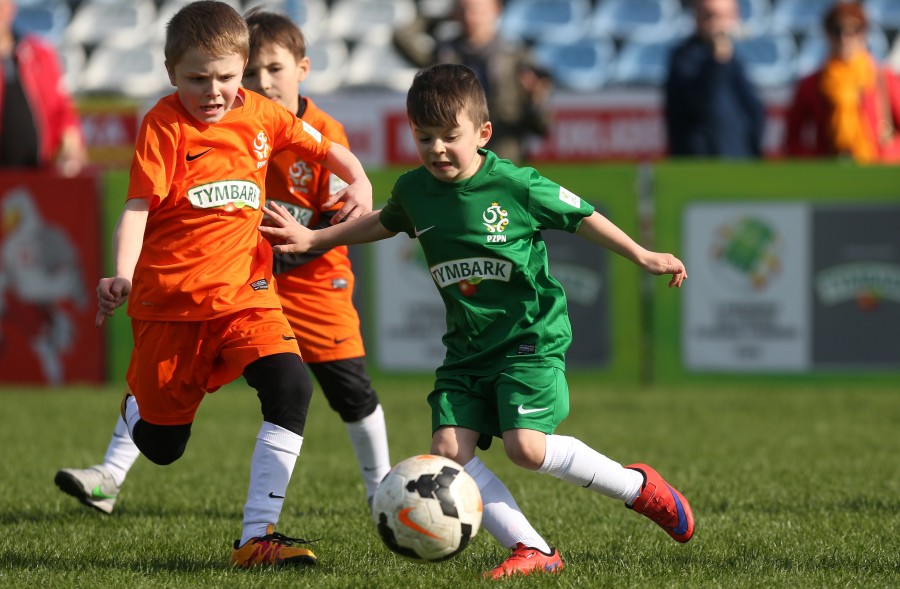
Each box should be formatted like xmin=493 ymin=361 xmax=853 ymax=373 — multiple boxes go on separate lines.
xmin=398 ymin=507 xmax=440 ymax=539
xmin=268 ymin=492 xmax=285 ymax=499
xmin=517 ymin=405 xmax=548 ymax=415
xmin=414 ymin=225 xmax=435 ymax=237
xmin=333 ymin=336 xmax=350 ymax=344
xmin=91 ymin=486 xmax=117 ymax=500
xmin=186 ymin=148 xmax=212 ymax=161
xmin=582 ymin=474 xmax=595 ymax=489
xmin=282 ymin=334 xmax=297 ymax=341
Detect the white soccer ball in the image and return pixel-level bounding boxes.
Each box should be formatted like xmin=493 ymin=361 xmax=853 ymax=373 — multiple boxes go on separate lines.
xmin=371 ymin=454 xmax=483 ymax=563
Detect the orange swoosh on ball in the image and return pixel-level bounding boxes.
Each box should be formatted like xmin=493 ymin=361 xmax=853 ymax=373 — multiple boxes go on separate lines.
xmin=398 ymin=507 xmax=441 ymax=539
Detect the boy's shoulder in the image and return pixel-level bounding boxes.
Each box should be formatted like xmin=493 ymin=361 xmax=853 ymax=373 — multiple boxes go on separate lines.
xmin=301 ymin=98 xmax=348 ymax=147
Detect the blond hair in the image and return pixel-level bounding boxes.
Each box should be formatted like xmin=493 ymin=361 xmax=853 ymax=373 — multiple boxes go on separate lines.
xmin=165 ymin=1 xmax=249 ymax=67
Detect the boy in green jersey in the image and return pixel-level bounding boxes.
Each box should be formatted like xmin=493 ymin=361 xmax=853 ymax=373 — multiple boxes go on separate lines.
xmin=260 ymin=63 xmax=693 ymax=579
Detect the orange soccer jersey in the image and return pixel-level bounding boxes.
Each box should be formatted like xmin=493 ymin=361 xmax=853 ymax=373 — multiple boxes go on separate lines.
xmin=267 ymin=97 xmax=365 ymax=363
xmin=126 ymin=89 xmax=332 ymax=321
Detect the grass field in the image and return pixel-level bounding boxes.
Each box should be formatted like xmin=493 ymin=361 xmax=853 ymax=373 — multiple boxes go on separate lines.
xmin=1 ymin=374 xmax=899 ymax=588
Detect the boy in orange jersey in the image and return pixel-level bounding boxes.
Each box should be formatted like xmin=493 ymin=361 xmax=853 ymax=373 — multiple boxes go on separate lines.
xmin=55 ymin=8 xmax=391 ymax=519
xmin=90 ymin=1 xmax=371 ymax=568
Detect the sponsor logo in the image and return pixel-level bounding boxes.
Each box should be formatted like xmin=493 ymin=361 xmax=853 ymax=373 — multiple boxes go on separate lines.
xmin=185 ymin=148 xmax=211 ymax=161
xmin=332 ymin=278 xmax=348 ymax=290
xmin=187 ymin=180 xmax=261 ymax=210
xmin=815 ymin=262 xmax=900 ymax=310
xmin=253 ymin=131 xmax=270 ymax=160
xmin=414 ymin=225 xmax=435 ymax=237
xmin=430 ymin=257 xmax=512 ymax=288
xmin=333 ymin=336 xmax=351 ymax=344
xmin=282 ymin=334 xmax=297 ymax=341
xmin=559 ymin=187 xmax=581 ymax=208
xmin=517 ymin=405 xmax=548 ymax=415
xmin=398 ymin=506 xmax=441 ymax=538
xmin=250 ymin=278 xmax=269 ymax=291
xmin=268 ymin=492 xmax=285 ymax=499
xmin=92 ymin=486 xmax=117 ymax=500
xmin=269 ymin=199 xmax=313 ymax=226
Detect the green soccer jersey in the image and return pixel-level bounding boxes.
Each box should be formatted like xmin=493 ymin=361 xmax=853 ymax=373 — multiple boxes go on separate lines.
xmin=379 ymin=149 xmax=595 ymax=375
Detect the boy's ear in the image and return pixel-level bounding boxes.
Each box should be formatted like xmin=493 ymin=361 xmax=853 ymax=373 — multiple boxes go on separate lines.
xmin=478 ymin=121 xmax=493 ymax=147
xmin=296 ymin=56 xmax=311 ymax=84
xmin=165 ymin=62 xmax=176 ymax=86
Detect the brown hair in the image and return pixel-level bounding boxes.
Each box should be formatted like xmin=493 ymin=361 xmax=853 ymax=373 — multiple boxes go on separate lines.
xmin=245 ymin=7 xmax=307 ymax=61
xmin=406 ymin=64 xmax=489 ymax=129
xmin=823 ymin=1 xmax=868 ymax=34
xmin=165 ymin=1 xmax=249 ymax=67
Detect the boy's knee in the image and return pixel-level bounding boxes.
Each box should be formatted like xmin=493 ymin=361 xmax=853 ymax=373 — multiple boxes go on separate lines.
xmin=244 ymin=353 xmax=313 ymax=435
xmin=132 ymin=421 xmax=192 ymax=465
xmin=503 ymin=432 xmax=546 ymax=471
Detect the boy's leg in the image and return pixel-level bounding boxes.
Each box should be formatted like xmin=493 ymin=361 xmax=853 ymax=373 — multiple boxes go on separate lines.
xmin=307 ymin=358 xmax=391 ymax=502
xmin=231 ymin=352 xmax=317 ymax=567
xmin=54 ymin=413 xmax=140 ymax=513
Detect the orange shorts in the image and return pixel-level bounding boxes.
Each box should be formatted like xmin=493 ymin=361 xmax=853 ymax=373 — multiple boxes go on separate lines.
xmin=126 ymin=308 xmax=300 ymax=426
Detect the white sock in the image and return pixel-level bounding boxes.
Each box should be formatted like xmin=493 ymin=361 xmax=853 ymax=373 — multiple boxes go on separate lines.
xmin=464 ymin=457 xmax=551 ymax=553
xmin=122 ymin=394 xmax=141 ymax=438
xmin=240 ymin=422 xmax=303 ymax=546
xmin=344 ymin=404 xmax=391 ymax=499
xmin=102 ymin=416 xmax=140 ymax=487
xmin=538 ymin=435 xmax=643 ymax=504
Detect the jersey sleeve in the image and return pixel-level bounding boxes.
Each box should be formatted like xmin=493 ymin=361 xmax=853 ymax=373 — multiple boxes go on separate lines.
xmin=274 ymin=106 xmax=332 ymax=163
xmin=128 ymin=112 xmax=178 ymax=206
xmin=525 ymin=168 xmax=595 ymax=232
xmin=379 ymin=194 xmax=413 ymax=236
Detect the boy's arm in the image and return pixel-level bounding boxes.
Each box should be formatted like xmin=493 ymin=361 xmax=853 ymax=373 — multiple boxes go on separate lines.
xmin=260 ymin=201 xmax=394 ymax=254
xmin=576 ymin=211 xmax=687 ymax=288
xmin=96 ymin=198 xmax=149 ymax=326
xmin=319 ymin=143 xmax=373 ymax=224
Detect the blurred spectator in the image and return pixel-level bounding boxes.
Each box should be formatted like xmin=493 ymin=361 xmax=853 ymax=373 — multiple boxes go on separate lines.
xmin=393 ymin=0 xmax=552 ymax=164
xmin=664 ymin=0 xmax=764 ymax=158
xmin=0 ymin=0 xmax=86 ymax=176
xmin=785 ymin=1 xmax=900 ymax=163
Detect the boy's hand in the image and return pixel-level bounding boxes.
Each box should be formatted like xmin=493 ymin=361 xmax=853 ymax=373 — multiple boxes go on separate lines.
xmin=260 ymin=201 xmax=316 ymax=254
xmin=643 ymin=252 xmax=688 ymax=288
xmin=95 ymin=276 xmax=131 ymax=327
xmin=323 ymin=179 xmax=373 ymax=224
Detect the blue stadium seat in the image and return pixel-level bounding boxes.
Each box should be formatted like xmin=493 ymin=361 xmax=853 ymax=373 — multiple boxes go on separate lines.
xmin=79 ymin=43 xmax=170 ymax=99
xmin=12 ymin=0 xmax=70 ymax=46
xmin=499 ymin=0 xmax=591 ymax=43
xmin=591 ymin=0 xmax=684 ymax=41
xmin=610 ymin=37 xmax=678 ymax=86
xmin=734 ymin=32 xmax=798 ymax=87
xmin=65 ymin=0 xmax=156 ymax=48
xmin=795 ymin=26 xmax=891 ymax=78
xmin=243 ymin=0 xmax=329 ymax=42
xmin=343 ymin=29 xmax=419 ymax=92
xmin=533 ymin=35 xmax=616 ymax=92
xmin=304 ymin=37 xmax=350 ymax=96
xmin=327 ymin=0 xmax=418 ymax=42
xmin=771 ymin=0 xmax=833 ymax=33
xmin=737 ymin=0 xmax=773 ymax=36
xmin=865 ymin=0 xmax=900 ymax=30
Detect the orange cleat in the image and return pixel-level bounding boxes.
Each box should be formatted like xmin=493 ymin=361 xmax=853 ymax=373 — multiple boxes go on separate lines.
xmin=626 ymin=463 xmax=694 ymax=543
xmin=485 ymin=543 xmax=564 ymax=579
xmin=230 ymin=524 xmax=317 ymax=568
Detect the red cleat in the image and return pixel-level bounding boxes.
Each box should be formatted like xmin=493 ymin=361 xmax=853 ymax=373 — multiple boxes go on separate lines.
xmin=626 ymin=463 xmax=694 ymax=543
xmin=485 ymin=543 xmax=564 ymax=579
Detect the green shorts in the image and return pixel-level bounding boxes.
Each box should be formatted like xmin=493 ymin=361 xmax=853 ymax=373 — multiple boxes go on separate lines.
xmin=428 ymin=365 xmax=570 ymax=449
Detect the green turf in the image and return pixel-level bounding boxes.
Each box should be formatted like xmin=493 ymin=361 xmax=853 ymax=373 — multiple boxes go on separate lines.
xmin=1 ymin=374 xmax=898 ymax=588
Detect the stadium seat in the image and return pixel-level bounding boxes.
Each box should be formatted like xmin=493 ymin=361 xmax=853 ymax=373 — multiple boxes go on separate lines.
xmin=737 ymin=0 xmax=773 ymax=36
xmin=865 ymin=0 xmax=900 ymax=31
xmin=303 ymin=37 xmax=350 ymax=96
xmin=57 ymin=40 xmax=85 ymax=94
xmin=609 ymin=37 xmax=678 ymax=87
xmin=771 ymin=0 xmax=833 ymax=33
xmin=12 ymin=0 xmax=70 ymax=46
xmin=590 ymin=0 xmax=685 ymax=41
xmin=532 ymin=35 xmax=615 ymax=92
xmin=79 ymin=43 xmax=170 ymax=99
xmin=342 ymin=28 xmax=419 ymax=92
xmin=327 ymin=0 xmax=418 ymax=42
xmin=734 ymin=32 xmax=797 ymax=87
xmin=243 ymin=0 xmax=329 ymax=42
xmin=795 ymin=26 xmax=891 ymax=78
xmin=498 ymin=0 xmax=591 ymax=43
xmin=65 ymin=0 xmax=156 ymax=49
xmin=153 ymin=0 xmax=243 ymax=43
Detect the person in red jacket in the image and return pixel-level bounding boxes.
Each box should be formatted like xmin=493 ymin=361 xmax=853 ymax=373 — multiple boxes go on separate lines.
xmin=0 ymin=0 xmax=86 ymax=176
xmin=784 ymin=1 xmax=900 ymax=163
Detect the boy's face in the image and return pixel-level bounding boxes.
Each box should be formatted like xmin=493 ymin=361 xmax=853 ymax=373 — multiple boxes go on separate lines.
xmin=411 ymin=110 xmax=491 ymax=182
xmin=167 ymin=48 xmax=246 ymax=124
xmin=243 ymin=41 xmax=309 ymax=115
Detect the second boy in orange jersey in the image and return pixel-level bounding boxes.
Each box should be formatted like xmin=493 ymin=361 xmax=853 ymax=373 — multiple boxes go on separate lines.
xmin=55 ymin=8 xmax=392 ymax=521
xmin=82 ymin=1 xmax=373 ymax=568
